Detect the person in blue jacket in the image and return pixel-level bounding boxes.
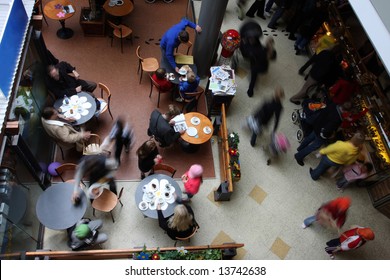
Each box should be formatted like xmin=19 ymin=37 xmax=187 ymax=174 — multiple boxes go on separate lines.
xmin=160 ymin=18 xmax=202 ymax=73
xmin=177 ymin=71 xmax=200 ymax=101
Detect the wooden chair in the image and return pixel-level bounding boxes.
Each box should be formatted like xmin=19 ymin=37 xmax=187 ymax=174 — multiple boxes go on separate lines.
xmin=34 ymin=0 xmax=48 ymax=26
xmin=179 ymin=86 xmax=204 ymax=112
xmin=153 ymin=163 xmax=176 ymax=178
xmin=175 ymin=41 xmax=193 ymax=55
xmin=83 ymin=133 xmax=102 ymax=155
xmin=55 ymin=163 xmax=78 ymax=183
xmin=107 ymin=20 xmax=133 ymax=53
xmin=174 ymin=225 xmax=199 ymax=246
xmin=136 ymin=45 xmax=159 ymax=84
xmin=96 ymin=83 xmax=113 ymax=120
xmin=149 ymin=74 xmax=174 ymax=108
xmin=92 ymin=187 xmax=124 ymax=223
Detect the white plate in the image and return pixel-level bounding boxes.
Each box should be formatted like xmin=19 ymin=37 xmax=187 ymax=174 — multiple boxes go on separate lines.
xmin=186 ymin=127 xmax=197 ymax=137
xmin=148 ymin=200 xmax=157 ymax=210
xmin=79 ymin=96 xmax=87 ymax=103
xmin=70 ymin=95 xmax=79 ymax=103
xmin=142 ymin=193 xmax=154 ymax=202
xmin=108 ymin=2 xmax=115 ymax=7
xmin=169 ymin=76 xmax=175 ymax=81
xmin=165 ymin=195 xmax=176 ymax=204
xmin=139 ymin=201 xmax=148 ymax=211
xmin=81 ymin=110 xmax=89 ymax=116
xmin=148 ymin=178 xmax=159 ymax=192
xmin=191 ymin=117 xmax=200 ymax=125
xmin=82 ymin=102 xmax=92 ymax=109
xmin=203 ymin=126 xmax=212 ymax=134
xmin=160 ymin=202 xmax=169 ymax=211
xmin=178 ymin=69 xmax=187 ymax=75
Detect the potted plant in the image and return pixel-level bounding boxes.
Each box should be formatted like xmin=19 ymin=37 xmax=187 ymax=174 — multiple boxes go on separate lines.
xmin=133 ymin=245 xmax=223 ymax=260
xmin=228 ymin=132 xmax=241 ymax=181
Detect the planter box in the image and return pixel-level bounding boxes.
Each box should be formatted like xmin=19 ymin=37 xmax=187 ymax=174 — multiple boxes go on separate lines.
xmin=79 ymin=7 xmax=105 ymax=37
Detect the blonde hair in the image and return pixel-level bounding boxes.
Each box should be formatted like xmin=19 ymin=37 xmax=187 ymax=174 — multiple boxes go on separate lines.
xmin=186 ymin=71 xmax=196 ymax=83
xmin=167 ymin=205 xmax=193 ymax=231
xmin=136 ymin=140 xmax=156 ymax=159
xmin=350 ymin=132 xmax=365 ymax=147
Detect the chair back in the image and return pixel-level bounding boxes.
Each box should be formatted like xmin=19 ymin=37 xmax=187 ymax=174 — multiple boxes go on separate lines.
xmin=180 ymin=86 xmax=204 ymax=112
xmin=92 ymin=187 xmax=124 ymax=223
xmin=153 ymin=163 xmax=176 ymax=178
xmin=175 ymin=41 xmax=193 ymax=55
xmin=150 ymin=74 xmax=161 ymax=90
xmin=55 ymin=163 xmax=78 ymax=182
xmin=174 ymin=225 xmax=199 ymax=246
xmin=136 ymin=46 xmax=143 ymax=62
xmin=97 ymin=83 xmax=113 ymax=119
xmin=83 ymin=133 xmax=102 ymax=155
xmin=107 ymin=20 xmax=121 ymax=35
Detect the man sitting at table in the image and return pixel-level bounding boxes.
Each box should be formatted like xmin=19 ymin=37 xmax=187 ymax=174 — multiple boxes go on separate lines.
xmin=160 ymin=18 xmax=202 ymax=73
xmin=41 ymin=107 xmax=91 ymax=152
xmin=147 ymin=104 xmax=184 ymax=147
xmin=46 ymin=61 xmax=101 ymax=110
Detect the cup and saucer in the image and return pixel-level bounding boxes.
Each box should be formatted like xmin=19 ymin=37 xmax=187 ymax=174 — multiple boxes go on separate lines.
xmin=116 ymin=0 xmax=124 ymax=6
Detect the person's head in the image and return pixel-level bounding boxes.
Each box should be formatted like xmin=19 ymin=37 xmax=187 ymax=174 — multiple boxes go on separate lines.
xmin=188 ymin=164 xmax=203 ymax=178
xmin=350 ymin=132 xmax=365 ymax=147
xmin=136 ymin=140 xmax=157 ymax=158
xmin=357 ymin=227 xmax=375 ymax=240
xmin=274 ymin=86 xmax=285 ymax=101
xmin=48 ymin=65 xmax=60 ymax=80
xmin=165 ymin=104 xmax=181 ymax=119
xmin=156 ymin=68 xmax=167 ymax=79
xmin=42 ymin=107 xmax=58 ymax=120
xmin=74 ymin=224 xmax=91 ymax=239
xmin=178 ymin=30 xmax=189 ymax=43
xmin=168 ymin=204 xmax=193 ymax=231
xmin=335 ymin=196 xmax=351 ymax=213
xmin=186 ymin=71 xmax=196 ymax=83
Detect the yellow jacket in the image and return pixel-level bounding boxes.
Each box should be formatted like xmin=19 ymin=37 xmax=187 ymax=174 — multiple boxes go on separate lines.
xmin=320 ymin=140 xmax=361 ymax=165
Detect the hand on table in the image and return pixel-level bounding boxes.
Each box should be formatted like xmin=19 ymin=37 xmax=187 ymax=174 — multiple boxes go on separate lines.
xmin=175 ymin=67 xmax=180 ymax=73
xmin=75 ymin=86 xmax=82 ymax=93
xmin=157 ymin=203 xmax=162 ymax=210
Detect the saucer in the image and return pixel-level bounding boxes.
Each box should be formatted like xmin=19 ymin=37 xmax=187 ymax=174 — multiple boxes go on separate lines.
xmin=203 ymin=126 xmax=212 ymax=134
xmin=191 ymin=117 xmax=200 ymax=125
xmin=186 ymin=127 xmax=197 ymax=137
xmin=139 ymin=201 xmax=148 ymax=211
xmin=108 ymin=2 xmax=115 ymax=7
xmin=82 ymin=102 xmax=92 ymax=109
xmin=178 ymin=69 xmax=187 ymax=75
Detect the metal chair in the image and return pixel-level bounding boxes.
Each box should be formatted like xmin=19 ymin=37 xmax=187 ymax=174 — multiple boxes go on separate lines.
xmin=107 ymin=20 xmax=133 ymax=53
xmin=92 ymin=187 xmax=124 ymax=223
xmin=149 ymin=74 xmax=174 ymax=108
xmin=179 ymin=86 xmax=204 ymax=112
xmin=153 ymin=163 xmax=176 ymax=178
xmin=136 ymin=45 xmax=159 ymax=84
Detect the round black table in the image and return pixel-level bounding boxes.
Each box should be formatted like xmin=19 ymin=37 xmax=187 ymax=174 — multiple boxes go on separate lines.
xmin=36 ymin=182 xmax=87 ymax=230
xmin=160 ymin=57 xmax=198 ymax=85
xmin=135 ymin=174 xmax=182 ymax=219
xmin=53 ymin=92 xmax=97 ymax=125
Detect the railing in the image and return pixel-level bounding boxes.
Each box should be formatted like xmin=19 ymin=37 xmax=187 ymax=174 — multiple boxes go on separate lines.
xmin=0 ymin=243 xmax=244 ymax=260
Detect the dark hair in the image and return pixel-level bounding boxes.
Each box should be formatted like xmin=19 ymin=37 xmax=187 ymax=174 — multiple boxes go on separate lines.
xmin=179 ymin=31 xmax=189 ymax=43
xmin=364 ymin=162 xmax=374 ymax=173
xmin=156 ymin=68 xmax=167 ymax=79
xmin=42 ymin=107 xmax=56 ymax=119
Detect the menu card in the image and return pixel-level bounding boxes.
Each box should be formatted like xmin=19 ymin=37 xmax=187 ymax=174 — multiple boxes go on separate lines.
xmin=171 ymin=113 xmax=188 ymax=132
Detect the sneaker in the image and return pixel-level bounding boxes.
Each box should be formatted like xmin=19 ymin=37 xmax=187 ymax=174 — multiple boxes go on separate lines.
xmin=264 ymin=11 xmax=271 ymax=17
xmin=301 ymin=223 xmax=307 ymax=229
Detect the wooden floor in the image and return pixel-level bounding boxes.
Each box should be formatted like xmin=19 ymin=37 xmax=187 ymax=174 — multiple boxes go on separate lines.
xmin=42 ymin=0 xmax=215 ymax=180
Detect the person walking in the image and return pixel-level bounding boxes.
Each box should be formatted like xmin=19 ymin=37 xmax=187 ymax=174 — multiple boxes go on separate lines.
xmin=246 ymin=86 xmax=284 ymax=146
xmin=302 ymin=196 xmax=351 ymax=230
xmin=179 ymin=164 xmax=203 ymax=201
xmin=325 ymin=226 xmax=375 ymax=259
xmin=136 ymin=140 xmax=162 ymax=179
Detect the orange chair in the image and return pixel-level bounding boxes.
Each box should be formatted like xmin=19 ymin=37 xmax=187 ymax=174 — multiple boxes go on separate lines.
xmin=136 ymin=46 xmax=159 ymax=84
xmin=92 ymin=187 xmax=124 ymax=223
xmin=107 ymin=20 xmax=133 ymax=53
xmin=149 ymin=74 xmax=174 ymax=108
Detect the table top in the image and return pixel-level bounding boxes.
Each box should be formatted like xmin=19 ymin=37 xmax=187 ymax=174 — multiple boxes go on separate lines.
xmin=36 ymin=182 xmax=87 ymax=230
xmin=135 ymin=174 xmax=182 ymax=219
xmin=103 ymin=0 xmax=134 ymax=17
xmin=53 ymin=92 xmax=97 ymax=125
xmin=181 ymin=112 xmax=213 ymax=144
xmin=44 ymin=0 xmax=75 ymax=21
xmin=160 ymin=59 xmax=198 ymax=85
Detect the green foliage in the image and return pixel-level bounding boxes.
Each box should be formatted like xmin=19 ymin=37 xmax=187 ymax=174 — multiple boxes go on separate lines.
xmin=133 ymin=246 xmax=222 ymax=260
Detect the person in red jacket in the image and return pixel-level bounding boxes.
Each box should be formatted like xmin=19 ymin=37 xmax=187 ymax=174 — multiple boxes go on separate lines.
xmin=325 ymin=226 xmax=375 ymax=259
xmin=152 ymin=68 xmax=174 ymax=92
xmin=328 ymin=68 xmax=359 ymax=105
xmin=180 ymin=164 xmax=203 ymax=201
xmin=302 ymin=196 xmax=351 ymax=229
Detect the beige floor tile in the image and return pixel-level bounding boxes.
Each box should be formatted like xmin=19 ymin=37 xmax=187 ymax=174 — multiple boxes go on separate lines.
xmin=249 ymin=185 xmax=268 ymax=204
xmin=270 ymin=237 xmax=291 ymax=260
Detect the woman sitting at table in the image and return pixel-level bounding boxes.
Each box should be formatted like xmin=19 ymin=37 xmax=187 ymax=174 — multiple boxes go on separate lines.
xmin=176 ymin=71 xmax=200 ymax=102
xmin=157 ymin=203 xmax=198 ymax=240
xmin=136 ymin=140 xmax=162 ymax=179
xmin=152 ymin=68 xmax=174 ymax=92
xmin=41 ymin=107 xmax=91 ymax=152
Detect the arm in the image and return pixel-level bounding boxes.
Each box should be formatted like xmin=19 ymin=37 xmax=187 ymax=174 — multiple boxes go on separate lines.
xmin=165 ymin=43 xmax=178 ymax=71
xmin=72 ymin=160 xmax=85 ymax=202
xmin=319 ymin=142 xmax=339 ymax=155
xmin=54 ymin=125 xmax=87 ymax=144
xmin=273 ymin=106 xmax=282 ymax=132
xmin=157 ymin=209 xmax=169 ymax=231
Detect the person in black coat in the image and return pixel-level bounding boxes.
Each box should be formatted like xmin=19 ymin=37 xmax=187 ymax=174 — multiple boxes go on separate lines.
xmin=147 ymin=104 xmax=183 ymax=147
xmin=247 ymin=86 xmax=284 ymax=146
xmin=157 ymin=203 xmax=198 ymax=241
xmin=136 ymin=140 xmax=161 ymax=179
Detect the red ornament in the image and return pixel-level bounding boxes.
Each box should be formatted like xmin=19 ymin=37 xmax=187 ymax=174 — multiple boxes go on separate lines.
xmin=221 ymin=29 xmax=240 ymax=58
xmin=152 ymin=253 xmax=160 ymax=260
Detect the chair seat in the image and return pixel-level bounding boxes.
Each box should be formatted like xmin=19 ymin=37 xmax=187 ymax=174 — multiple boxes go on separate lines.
xmin=95 ymin=99 xmax=108 ymax=116
xmin=142 ymin=57 xmax=159 ymax=72
xmin=92 ymin=189 xmax=118 ymax=212
xmin=113 ymin=25 xmax=132 ymax=38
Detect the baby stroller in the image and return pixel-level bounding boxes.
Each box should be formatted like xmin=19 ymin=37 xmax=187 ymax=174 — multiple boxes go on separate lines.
xmin=265 ymin=132 xmax=290 ymax=165
xmin=291 ymin=84 xmax=328 ymax=142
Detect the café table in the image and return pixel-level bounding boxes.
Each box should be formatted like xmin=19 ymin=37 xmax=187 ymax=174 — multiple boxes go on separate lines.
xmin=53 ymin=92 xmax=97 ymax=126
xmin=36 ymin=182 xmax=87 ymax=230
xmin=103 ymin=0 xmax=134 ymax=21
xmin=181 ymin=112 xmax=213 ymax=145
xmin=160 ymin=57 xmax=198 ymax=85
xmin=43 ymin=0 xmax=76 ymax=39
xmin=135 ymin=174 xmax=182 ymax=219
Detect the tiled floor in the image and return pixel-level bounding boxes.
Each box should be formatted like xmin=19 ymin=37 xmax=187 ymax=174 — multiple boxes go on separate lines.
xmin=42 ymin=1 xmax=390 ymax=259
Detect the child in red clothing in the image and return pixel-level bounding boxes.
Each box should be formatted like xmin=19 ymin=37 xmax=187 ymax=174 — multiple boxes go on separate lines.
xmin=152 ymin=68 xmax=173 ymax=92
xmin=181 ymin=164 xmax=203 ymax=200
